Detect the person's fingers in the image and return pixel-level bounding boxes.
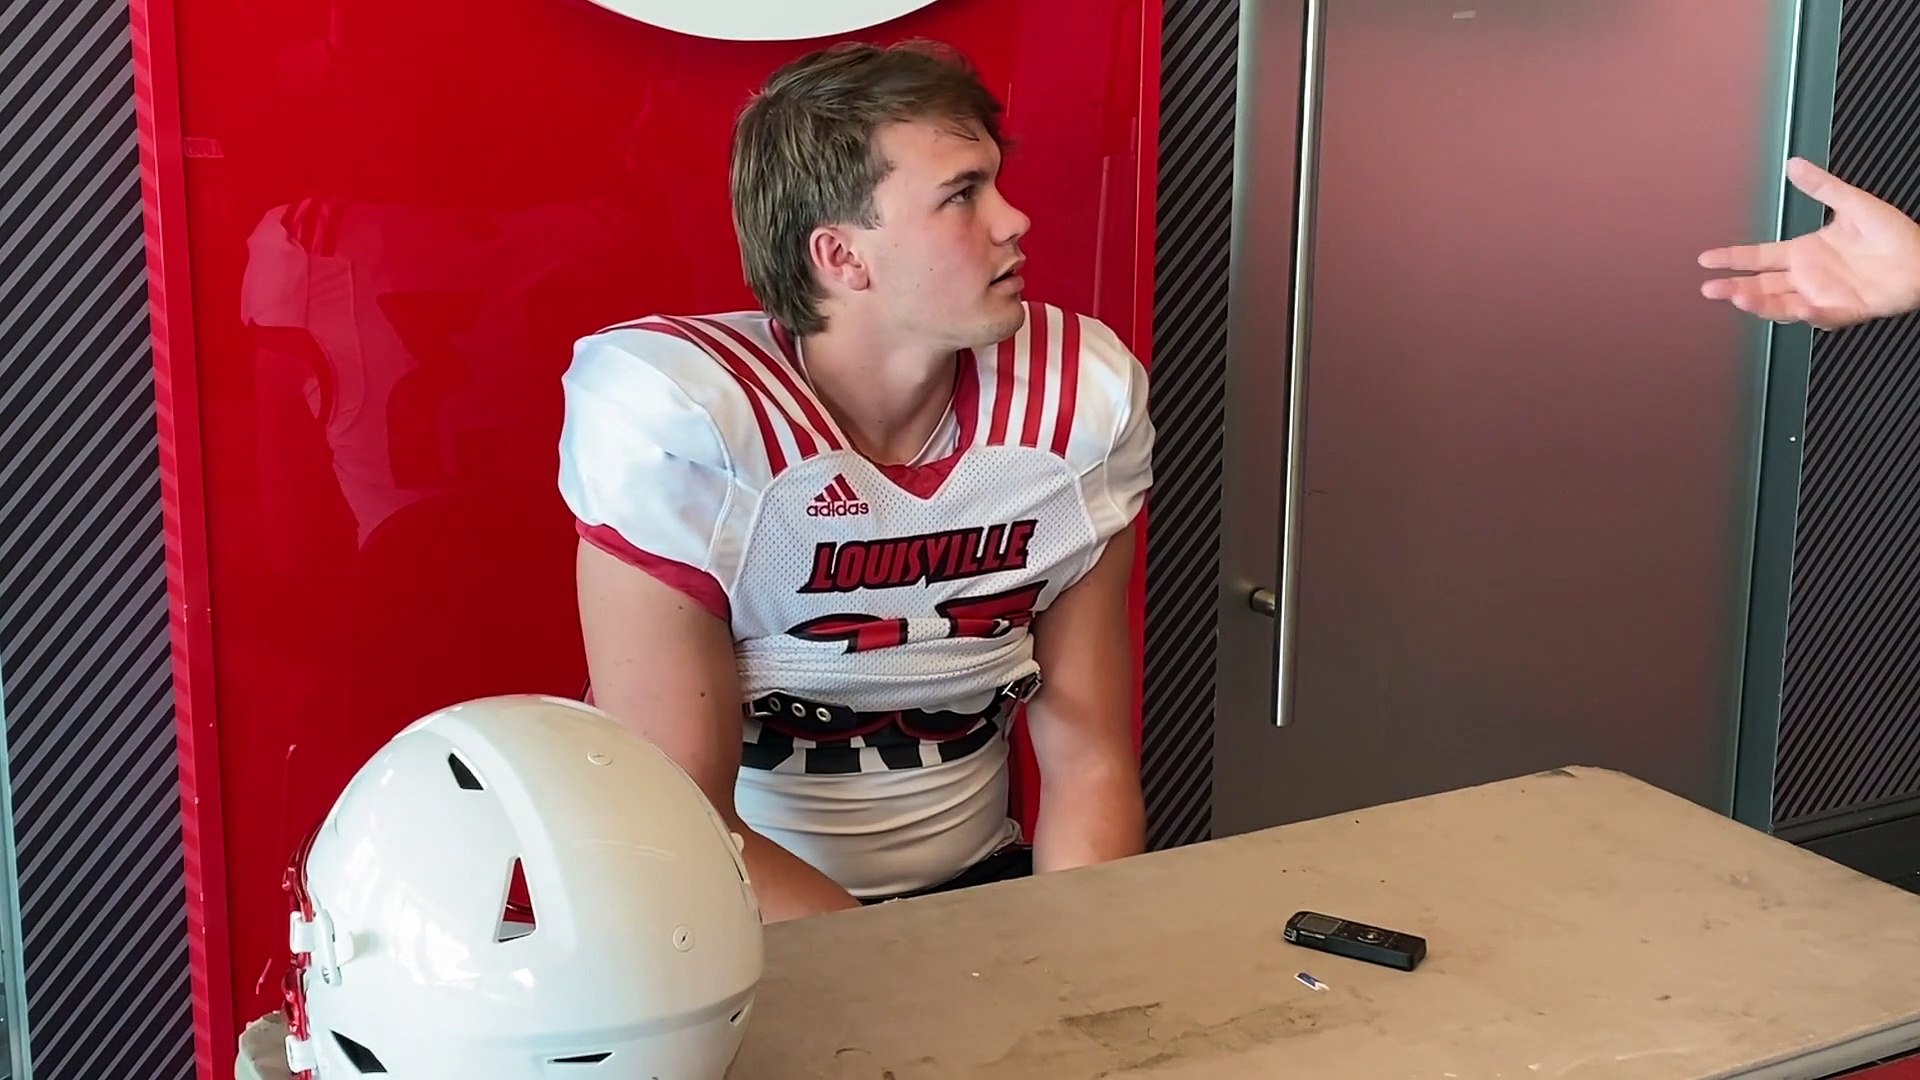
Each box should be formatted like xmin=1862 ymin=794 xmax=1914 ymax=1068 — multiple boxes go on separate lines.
xmin=1701 ymin=271 xmax=1797 ymax=301
xmin=1704 ymin=278 xmax=1769 ymax=304
xmin=1786 ymin=157 xmax=1873 ymax=216
xmin=1728 ymin=287 xmax=1817 ymax=325
xmin=1698 ymin=240 xmax=1793 ymax=272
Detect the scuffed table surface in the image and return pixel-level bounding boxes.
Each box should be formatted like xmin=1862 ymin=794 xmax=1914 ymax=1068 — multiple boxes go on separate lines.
xmin=239 ymin=767 xmax=1920 ymax=1078
xmin=732 ymin=767 xmax=1920 ymax=1078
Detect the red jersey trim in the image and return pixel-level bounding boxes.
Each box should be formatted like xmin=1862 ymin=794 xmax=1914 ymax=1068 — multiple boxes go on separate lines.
xmin=952 ymin=349 xmax=982 ymax=453
xmin=701 ymin=316 xmax=846 ymax=452
xmin=987 ymin=334 xmax=1018 ymax=445
xmin=662 ymin=315 xmax=828 ymax=464
xmin=576 ymin=520 xmax=730 ymax=623
xmin=976 ymin=303 xmax=1080 ymax=456
xmin=1020 ymin=305 xmax=1049 ymax=448
xmin=1051 ymin=311 xmax=1081 ymax=455
xmin=877 ymin=454 xmax=965 ymax=500
xmin=627 ymin=319 xmax=794 ymax=474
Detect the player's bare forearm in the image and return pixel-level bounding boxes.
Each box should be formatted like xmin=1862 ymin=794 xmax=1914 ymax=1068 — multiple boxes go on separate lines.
xmin=578 ymin=541 xmax=860 ymax=922
xmin=1025 ymin=522 xmax=1147 ymax=873
xmin=1032 ymin=755 xmax=1146 ymax=871
xmin=731 ymin=824 xmax=863 ymax=922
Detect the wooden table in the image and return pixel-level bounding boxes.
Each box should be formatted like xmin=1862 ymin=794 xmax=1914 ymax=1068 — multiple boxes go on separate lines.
xmin=240 ymin=767 xmax=1920 ymax=1078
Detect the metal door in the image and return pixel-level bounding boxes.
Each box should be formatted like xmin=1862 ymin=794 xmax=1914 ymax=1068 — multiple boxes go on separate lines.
xmin=1216 ymin=0 xmax=1840 ymax=834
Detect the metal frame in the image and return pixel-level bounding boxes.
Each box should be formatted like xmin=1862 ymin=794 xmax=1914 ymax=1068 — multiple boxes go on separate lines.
xmin=128 ymin=0 xmax=235 ymax=1070
xmin=0 ymin=663 xmax=31 ymax=1080
xmin=1730 ymin=0 xmax=1845 ymax=831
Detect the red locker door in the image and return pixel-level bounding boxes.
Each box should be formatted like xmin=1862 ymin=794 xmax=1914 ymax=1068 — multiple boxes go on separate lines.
xmin=132 ymin=0 xmax=1159 ymax=1069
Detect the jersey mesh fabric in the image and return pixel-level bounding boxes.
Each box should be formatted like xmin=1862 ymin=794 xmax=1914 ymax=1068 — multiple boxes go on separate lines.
xmin=728 ymin=444 xmax=1092 ymax=715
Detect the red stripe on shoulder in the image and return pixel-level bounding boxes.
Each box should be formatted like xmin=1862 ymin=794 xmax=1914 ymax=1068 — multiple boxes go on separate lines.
xmin=770 ymin=318 xmax=801 ymax=366
xmin=1020 ymin=305 xmax=1050 ymax=448
xmin=692 ymin=316 xmax=844 ymax=453
xmin=664 ymin=316 xmax=818 ymax=460
xmin=577 ymin=521 xmax=730 ymax=622
xmin=953 ymin=348 xmax=982 ymax=451
xmin=1051 ymin=313 xmax=1082 ymax=456
xmin=655 ymin=316 xmax=801 ymax=472
xmin=988 ymin=336 xmax=1017 ymax=445
xmin=625 ymin=317 xmax=783 ymax=472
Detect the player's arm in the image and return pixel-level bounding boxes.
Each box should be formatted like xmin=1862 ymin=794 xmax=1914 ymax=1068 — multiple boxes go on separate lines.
xmin=561 ymin=333 xmax=857 ymax=922
xmin=1023 ymin=521 xmax=1147 ymax=873
xmin=578 ymin=541 xmax=861 ymax=922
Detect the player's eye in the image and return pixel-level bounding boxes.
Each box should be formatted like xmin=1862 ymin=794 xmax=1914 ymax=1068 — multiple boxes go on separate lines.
xmin=947 ymin=185 xmax=977 ymax=205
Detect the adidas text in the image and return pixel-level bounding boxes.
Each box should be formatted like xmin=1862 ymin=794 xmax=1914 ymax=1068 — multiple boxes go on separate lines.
xmin=807 ymin=501 xmax=871 ymax=518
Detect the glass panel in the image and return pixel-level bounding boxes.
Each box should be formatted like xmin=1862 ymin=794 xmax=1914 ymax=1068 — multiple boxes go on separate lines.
xmin=1217 ymin=0 xmax=1808 ymax=833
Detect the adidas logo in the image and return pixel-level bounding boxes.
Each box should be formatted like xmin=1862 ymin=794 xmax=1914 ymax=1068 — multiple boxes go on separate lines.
xmin=807 ymin=473 xmax=871 ymax=518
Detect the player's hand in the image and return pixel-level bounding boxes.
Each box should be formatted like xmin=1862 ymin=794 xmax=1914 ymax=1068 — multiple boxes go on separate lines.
xmin=1698 ymin=157 xmax=1920 ymax=330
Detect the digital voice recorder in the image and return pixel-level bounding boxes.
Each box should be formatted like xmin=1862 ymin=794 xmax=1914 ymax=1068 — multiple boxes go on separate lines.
xmin=1284 ymin=910 xmax=1426 ymax=971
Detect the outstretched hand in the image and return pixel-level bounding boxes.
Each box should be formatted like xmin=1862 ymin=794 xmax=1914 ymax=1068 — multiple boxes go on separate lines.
xmin=1699 ymin=157 xmax=1920 ymax=330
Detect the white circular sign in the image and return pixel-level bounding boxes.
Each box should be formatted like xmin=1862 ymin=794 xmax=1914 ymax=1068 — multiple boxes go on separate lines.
xmin=583 ymin=0 xmax=943 ymax=41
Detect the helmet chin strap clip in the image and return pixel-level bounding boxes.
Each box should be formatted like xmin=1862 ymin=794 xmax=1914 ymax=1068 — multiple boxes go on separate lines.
xmin=286 ymin=906 xmax=356 ymax=1076
xmin=290 ymin=907 xmax=355 ymax=985
xmin=284 ymin=1032 xmax=319 ymax=1074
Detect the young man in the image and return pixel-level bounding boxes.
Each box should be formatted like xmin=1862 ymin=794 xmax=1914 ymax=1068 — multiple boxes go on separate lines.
xmin=557 ymin=40 xmax=1154 ymax=921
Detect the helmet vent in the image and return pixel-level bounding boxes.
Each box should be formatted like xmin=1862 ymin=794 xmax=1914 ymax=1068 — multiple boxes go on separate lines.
xmin=550 ymin=1052 xmax=614 ymax=1064
xmin=497 ymin=857 xmax=538 ymax=941
xmin=448 ymin=753 xmax=484 ymax=790
xmin=332 ymin=1032 xmax=389 ymax=1072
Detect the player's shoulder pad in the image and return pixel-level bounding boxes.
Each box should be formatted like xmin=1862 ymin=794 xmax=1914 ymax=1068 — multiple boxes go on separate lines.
xmin=562 ymin=312 xmax=786 ymax=482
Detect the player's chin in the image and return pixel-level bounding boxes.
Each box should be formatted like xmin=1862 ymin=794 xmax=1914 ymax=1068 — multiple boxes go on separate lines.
xmin=978 ymin=297 xmax=1028 ymax=343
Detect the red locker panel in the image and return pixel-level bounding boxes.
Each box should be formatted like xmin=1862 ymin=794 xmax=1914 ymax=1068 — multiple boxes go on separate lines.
xmin=132 ymin=0 xmax=1159 ymax=1071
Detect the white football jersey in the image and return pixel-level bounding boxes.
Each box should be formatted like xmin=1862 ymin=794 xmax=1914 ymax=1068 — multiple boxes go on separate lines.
xmin=558 ymin=302 xmax=1153 ymax=895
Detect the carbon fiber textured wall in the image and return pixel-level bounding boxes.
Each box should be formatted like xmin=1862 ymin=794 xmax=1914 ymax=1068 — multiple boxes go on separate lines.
xmin=0 ymin=1 xmax=196 ymax=1078
xmin=1142 ymin=0 xmax=1236 ymax=851
xmin=1775 ymin=1 xmax=1920 ymax=828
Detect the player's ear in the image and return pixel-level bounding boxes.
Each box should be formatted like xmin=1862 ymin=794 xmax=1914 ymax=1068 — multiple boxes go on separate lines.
xmin=809 ymin=225 xmax=870 ymax=293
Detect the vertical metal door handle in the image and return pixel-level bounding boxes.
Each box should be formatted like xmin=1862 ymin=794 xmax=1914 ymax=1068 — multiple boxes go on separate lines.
xmin=1249 ymin=0 xmax=1326 ymax=730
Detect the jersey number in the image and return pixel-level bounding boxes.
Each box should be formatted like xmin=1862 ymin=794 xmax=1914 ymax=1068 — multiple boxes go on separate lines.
xmin=788 ymin=582 xmax=1048 ymax=654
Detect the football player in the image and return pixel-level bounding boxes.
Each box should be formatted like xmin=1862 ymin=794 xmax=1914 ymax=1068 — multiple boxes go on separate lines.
xmin=559 ymin=40 xmax=1154 ymax=921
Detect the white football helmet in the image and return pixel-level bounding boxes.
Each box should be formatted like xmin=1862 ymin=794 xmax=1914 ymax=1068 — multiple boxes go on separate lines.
xmin=281 ymin=694 xmax=763 ymax=1078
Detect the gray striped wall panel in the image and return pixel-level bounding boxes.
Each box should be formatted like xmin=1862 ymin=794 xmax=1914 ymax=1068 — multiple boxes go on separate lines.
xmin=0 ymin=0 xmax=196 ymax=1077
xmin=1142 ymin=0 xmax=1236 ymax=851
xmin=1774 ymin=1 xmax=1920 ymax=828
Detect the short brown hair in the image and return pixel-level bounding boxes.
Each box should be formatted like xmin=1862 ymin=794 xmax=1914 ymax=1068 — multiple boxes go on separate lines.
xmin=730 ymin=40 xmax=1006 ymax=336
